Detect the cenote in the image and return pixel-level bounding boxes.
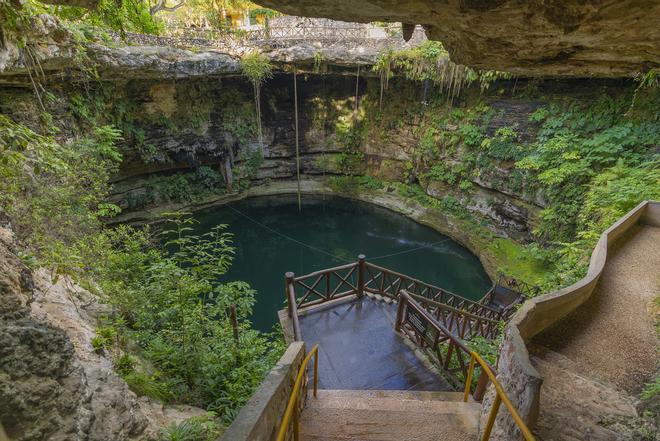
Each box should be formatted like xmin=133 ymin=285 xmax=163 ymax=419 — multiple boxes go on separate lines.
xmin=188 ymin=195 xmax=491 ymax=332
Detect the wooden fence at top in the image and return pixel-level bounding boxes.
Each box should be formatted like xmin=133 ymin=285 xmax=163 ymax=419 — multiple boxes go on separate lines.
xmin=113 ymin=21 xmax=407 ymax=51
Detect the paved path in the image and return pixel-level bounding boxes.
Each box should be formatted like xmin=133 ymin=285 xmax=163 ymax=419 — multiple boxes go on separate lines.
xmin=532 ymin=225 xmax=659 ymax=440
xmin=299 ymin=296 xmax=452 ymax=391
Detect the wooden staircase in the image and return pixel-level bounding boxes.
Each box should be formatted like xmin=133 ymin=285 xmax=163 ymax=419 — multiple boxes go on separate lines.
xmin=300 ymin=390 xmax=481 ymax=441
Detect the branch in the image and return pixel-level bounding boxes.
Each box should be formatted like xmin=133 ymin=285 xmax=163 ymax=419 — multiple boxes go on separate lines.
xmin=36 ymin=0 xmax=100 ymax=8
xmin=150 ymin=0 xmax=186 ymax=15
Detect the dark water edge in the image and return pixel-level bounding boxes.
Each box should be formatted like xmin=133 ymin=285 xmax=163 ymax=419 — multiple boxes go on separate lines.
xmin=189 ymin=194 xmax=492 ymax=332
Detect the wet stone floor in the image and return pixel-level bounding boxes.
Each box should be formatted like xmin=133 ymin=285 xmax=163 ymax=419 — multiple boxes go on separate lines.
xmin=298 ymin=296 xmax=452 ymax=391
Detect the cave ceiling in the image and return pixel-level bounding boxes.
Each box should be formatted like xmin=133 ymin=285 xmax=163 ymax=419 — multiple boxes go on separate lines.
xmin=256 ymin=0 xmax=660 ymax=77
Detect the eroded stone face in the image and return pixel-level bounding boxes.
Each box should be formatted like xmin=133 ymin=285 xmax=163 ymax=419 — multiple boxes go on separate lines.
xmin=257 ymin=0 xmax=660 ymax=77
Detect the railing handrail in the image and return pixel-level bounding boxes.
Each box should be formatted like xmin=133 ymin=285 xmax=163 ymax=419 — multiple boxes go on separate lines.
xmin=397 ymin=290 xmax=474 ymax=362
xmin=275 ymin=344 xmax=319 ymax=441
xmin=398 ymin=292 xmax=534 ymax=441
xmin=364 ymin=261 xmax=501 ymax=315
xmin=284 ymin=256 xmax=504 ymax=343
xmin=293 ymin=261 xmax=357 ymax=281
xmin=464 ymin=350 xmax=536 ymax=441
xmin=408 ymin=292 xmax=500 ymax=325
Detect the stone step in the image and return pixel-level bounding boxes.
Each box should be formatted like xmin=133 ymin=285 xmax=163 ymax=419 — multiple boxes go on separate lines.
xmin=300 ymin=400 xmax=480 ymax=441
xmin=307 ymin=389 xmax=471 ymax=413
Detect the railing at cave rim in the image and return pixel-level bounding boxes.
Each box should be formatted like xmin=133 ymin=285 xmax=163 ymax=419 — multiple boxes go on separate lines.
xmin=108 ymin=21 xmax=426 ymax=52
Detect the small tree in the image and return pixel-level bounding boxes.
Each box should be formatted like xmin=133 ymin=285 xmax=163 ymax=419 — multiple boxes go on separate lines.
xmin=240 ymin=51 xmax=273 ymax=152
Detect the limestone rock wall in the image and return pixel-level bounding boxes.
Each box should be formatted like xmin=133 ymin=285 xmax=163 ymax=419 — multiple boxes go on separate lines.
xmin=0 ymin=225 xmax=204 ymax=440
xmin=1 ymin=72 xmax=635 ymax=241
xmin=257 ymin=0 xmax=660 ymax=77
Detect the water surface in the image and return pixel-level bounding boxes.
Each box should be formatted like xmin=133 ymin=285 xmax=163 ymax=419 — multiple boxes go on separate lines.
xmin=191 ymin=195 xmax=491 ymax=331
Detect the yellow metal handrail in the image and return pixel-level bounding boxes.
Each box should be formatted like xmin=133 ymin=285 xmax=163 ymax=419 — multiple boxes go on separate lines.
xmin=276 ymin=344 xmax=319 ymax=441
xmin=464 ymin=351 xmax=535 ymax=441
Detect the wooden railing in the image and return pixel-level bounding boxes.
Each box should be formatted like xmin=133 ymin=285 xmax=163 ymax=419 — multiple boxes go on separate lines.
xmin=409 ymin=293 xmax=500 ymax=340
xmin=395 ymin=290 xmax=490 ymax=397
xmin=284 ymin=255 xmax=503 ymax=342
xmin=395 ymin=291 xmax=535 ymax=440
xmin=363 ymin=262 xmax=502 ymax=320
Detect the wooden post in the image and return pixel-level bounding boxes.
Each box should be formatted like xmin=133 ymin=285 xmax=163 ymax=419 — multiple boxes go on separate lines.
xmin=395 ymin=293 xmax=406 ymax=332
xmin=357 ymin=254 xmax=366 ymax=297
xmin=473 ymin=369 xmax=490 ymax=401
xmin=285 ymin=272 xmax=295 ymax=317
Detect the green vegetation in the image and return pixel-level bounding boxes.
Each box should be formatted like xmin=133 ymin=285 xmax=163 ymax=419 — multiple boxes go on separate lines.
xmin=97 ymin=216 xmax=284 ymax=420
xmin=127 ymin=167 xmax=226 ymax=210
xmin=240 ymin=51 xmax=273 ymax=151
xmin=0 ymin=98 xmax=283 ymax=430
xmin=2 ymin=0 xmax=160 ymax=37
xmin=160 ymin=415 xmax=223 ymax=441
xmin=373 ymin=41 xmax=512 ymax=102
xmin=347 ymin=77 xmax=660 ymax=292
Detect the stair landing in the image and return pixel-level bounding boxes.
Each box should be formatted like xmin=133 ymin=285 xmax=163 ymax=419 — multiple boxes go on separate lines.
xmin=300 ymin=389 xmax=480 ymax=441
xmin=298 ymin=296 xmax=452 ymax=391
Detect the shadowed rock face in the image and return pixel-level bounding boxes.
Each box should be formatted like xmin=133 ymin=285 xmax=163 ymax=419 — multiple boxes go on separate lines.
xmin=257 ymin=0 xmax=660 ymax=77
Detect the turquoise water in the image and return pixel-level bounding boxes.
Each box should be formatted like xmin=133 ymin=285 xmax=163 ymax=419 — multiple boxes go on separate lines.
xmin=190 ymin=195 xmax=491 ymax=332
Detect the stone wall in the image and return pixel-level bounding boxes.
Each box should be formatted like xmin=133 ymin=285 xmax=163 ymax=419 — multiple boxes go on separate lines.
xmin=0 ymin=225 xmax=205 ymax=441
xmin=484 ymin=200 xmax=660 ymax=440
xmin=50 ymin=74 xmax=591 ymax=241
xmin=221 ymin=342 xmax=306 ymax=441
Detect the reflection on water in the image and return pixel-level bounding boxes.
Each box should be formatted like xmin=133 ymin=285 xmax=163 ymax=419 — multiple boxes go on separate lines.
xmin=190 ymin=195 xmax=491 ymax=332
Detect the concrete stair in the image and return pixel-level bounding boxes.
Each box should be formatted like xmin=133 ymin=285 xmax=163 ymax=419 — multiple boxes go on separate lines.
xmin=300 ymin=389 xmax=481 ymax=441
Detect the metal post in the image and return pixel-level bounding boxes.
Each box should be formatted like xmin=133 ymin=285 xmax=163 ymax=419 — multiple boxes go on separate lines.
xmin=293 ymin=69 xmax=302 ymax=212
xmin=293 ymin=407 xmax=299 ymax=441
xmin=482 ymin=394 xmax=502 ymax=441
xmin=463 ymin=353 xmax=475 ymax=402
xmin=357 ymin=254 xmax=366 ymax=297
xmin=313 ymin=350 xmax=318 ymax=398
xmin=285 ymin=272 xmax=295 ymax=317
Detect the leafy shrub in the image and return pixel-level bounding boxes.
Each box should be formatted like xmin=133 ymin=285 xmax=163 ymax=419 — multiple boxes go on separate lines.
xmin=99 ymin=214 xmax=284 ymax=420
xmin=91 ymin=336 xmax=109 ymax=353
xmin=481 ymin=127 xmax=523 ymax=161
xmin=122 ymin=371 xmax=173 ymax=402
xmin=115 ymin=354 xmax=136 ymax=376
xmin=160 ymin=416 xmax=223 ymax=441
xmin=0 ymin=114 xmax=122 ymax=276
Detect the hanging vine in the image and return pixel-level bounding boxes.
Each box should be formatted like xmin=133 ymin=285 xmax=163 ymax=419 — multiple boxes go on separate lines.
xmin=293 ymin=68 xmax=302 ymax=212
xmin=240 ymin=51 xmax=273 ymax=153
xmin=354 ymin=65 xmax=361 ymax=122
xmin=372 ymin=41 xmax=513 ymax=103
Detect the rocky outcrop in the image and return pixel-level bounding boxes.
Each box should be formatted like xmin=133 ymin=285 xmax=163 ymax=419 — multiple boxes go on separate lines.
xmin=0 ymin=226 xmax=205 ymax=440
xmin=0 ymin=15 xmax=390 ymax=87
xmin=258 ymin=0 xmax=660 ymax=77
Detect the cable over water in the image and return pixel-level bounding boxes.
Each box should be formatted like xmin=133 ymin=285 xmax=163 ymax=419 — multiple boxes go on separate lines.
xmin=226 ymin=204 xmax=454 ymax=263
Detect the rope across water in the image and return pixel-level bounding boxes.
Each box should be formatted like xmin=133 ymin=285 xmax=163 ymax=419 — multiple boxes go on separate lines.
xmin=225 ymin=204 xmax=454 ymax=263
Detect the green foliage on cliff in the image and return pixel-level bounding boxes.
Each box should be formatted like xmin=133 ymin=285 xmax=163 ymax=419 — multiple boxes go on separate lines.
xmin=349 ymin=76 xmax=658 ymax=292
xmin=0 ymin=110 xmax=282 ymax=426
xmin=373 ymin=41 xmax=513 ymax=99
xmin=96 ymin=216 xmax=284 ymax=421
xmin=0 ymin=114 xmax=122 ymax=273
xmin=56 ymin=0 xmax=161 ymax=35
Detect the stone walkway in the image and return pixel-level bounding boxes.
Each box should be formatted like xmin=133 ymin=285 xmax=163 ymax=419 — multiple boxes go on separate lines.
xmin=532 ymin=225 xmax=659 ymax=440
